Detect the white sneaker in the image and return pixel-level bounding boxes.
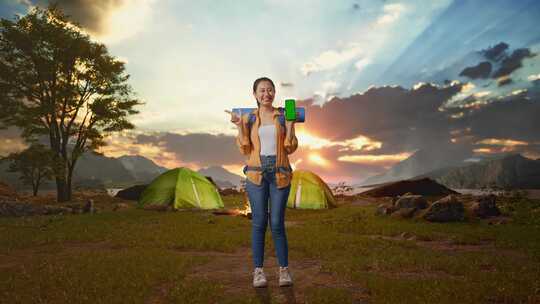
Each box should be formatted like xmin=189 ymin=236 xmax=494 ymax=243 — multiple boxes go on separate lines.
xmin=279 ymin=266 xmax=293 ymax=287
xmin=252 ymin=267 xmax=267 ymax=288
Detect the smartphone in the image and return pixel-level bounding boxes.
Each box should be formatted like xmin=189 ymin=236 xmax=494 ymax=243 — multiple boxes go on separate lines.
xmin=285 ymin=99 xmax=296 ymax=121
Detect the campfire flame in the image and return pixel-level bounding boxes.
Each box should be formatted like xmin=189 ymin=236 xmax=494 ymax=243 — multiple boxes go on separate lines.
xmin=212 ymin=192 xmax=252 ymax=218
xmin=235 ymin=202 xmax=251 ymax=216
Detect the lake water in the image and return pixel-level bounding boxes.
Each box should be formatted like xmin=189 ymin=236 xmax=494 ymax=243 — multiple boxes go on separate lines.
xmin=106 ymin=188 xmax=123 ymax=197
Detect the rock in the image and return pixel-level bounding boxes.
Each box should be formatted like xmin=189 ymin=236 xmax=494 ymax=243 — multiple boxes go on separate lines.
xmin=391 ymin=207 xmax=417 ymax=219
xmin=470 ymin=195 xmax=501 ymax=218
xmin=43 ymin=205 xmax=72 ymax=215
xmin=113 ymin=202 xmax=131 ymax=211
xmin=83 ymin=199 xmax=95 ymax=214
xmin=375 ymin=203 xmax=396 ymax=216
xmin=394 ymin=195 xmax=428 ymax=210
xmin=0 ymin=201 xmax=71 ymax=217
xmin=0 ymin=182 xmax=18 ymax=200
xmin=400 ymin=232 xmax=413 ymax=239
xmin=219 ymin=188 xmax=240 ymax=196
xmin=423 ymin=195 xmax=465 ymax=222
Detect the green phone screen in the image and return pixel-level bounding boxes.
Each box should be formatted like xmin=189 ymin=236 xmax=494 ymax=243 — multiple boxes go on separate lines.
xmin=285 ymin=99 xmax=296 ymax=121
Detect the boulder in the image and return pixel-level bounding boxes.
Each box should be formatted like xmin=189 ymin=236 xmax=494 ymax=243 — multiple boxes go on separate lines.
xmin=391 ymin=207 xmax=417 ymax=219
xmin=83 ymin=199 xmax=95 ymax=214
xmin=113 ymin=202 xmax=131 ymax=211
xmin=423 ymin=195 xmax=465 ymax=222
xmin=394 ymin=194 xmax=428 ymax=210
xmin=375 ymin=203 xmax=396 ymax=216
xmin=470 ymin=195 xmax=501 ymax=218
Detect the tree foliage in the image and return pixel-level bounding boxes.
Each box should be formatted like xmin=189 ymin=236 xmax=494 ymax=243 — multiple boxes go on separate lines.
xmin=0 ymin=5 xmax=143 ymax=201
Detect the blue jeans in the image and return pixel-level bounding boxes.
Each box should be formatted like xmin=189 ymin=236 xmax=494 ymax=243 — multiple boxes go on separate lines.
xmin=245 ymin=154 xmax=291 ymax=268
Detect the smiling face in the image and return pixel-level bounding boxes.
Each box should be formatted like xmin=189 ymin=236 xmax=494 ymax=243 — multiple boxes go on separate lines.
xmin=253 ymin=80 xmax=275 ymax=107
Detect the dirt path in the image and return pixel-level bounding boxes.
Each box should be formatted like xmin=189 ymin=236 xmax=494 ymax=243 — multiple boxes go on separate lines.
xmin=147 ymin=246 xmax=371 ymax=304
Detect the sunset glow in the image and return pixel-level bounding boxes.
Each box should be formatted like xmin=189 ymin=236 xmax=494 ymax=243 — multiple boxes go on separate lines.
xmin=477 ymin=138 xmax=529 ymax=146
xmin=308 ymin=153 xmax=331 ymax=167
xmin=338 ymin=152 xmax=413 ymax=164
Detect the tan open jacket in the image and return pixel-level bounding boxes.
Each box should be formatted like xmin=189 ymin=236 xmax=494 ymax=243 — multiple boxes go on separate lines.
xmin=235 ymin=107 xmax=299 ymax=189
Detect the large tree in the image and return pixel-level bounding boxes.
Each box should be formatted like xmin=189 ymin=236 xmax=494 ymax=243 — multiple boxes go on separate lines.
xmin=0 ymin=5 xmax=142 ymax=202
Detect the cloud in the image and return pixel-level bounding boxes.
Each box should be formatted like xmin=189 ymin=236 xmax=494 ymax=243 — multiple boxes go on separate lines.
xmin=496 ymin=76 xmax=512 ymax=87
xmin=459 ymin=61 xmax=492 ymax=79
xmin=313 ymin=81 xmax=341 ymax=102
xmin=337 ymin=152 xmax=413 ymax=165
xmin=299 ymin=82 xmax=465 ymax=154
xmin=354 ymin=57 xmax=371 ymax=71
xmin=455 ymin=92 xmax=540 ymax=144
xmin=528 ymin=74 xmax=540 ymax=82
xmin=376 ymin=3 xmax=405 ymax=25
xmin=301 ymin=43 xmax=363 ymax=76
xmin=0 ymin=127 xmax=27 ymax=156
xmin=29 ymin=0 xmax=155 ymax=43
xmin=481 ymin=42 xmax=509 ymax=61
xmin=134 ymin=131 xmax=246 ymax=167
xmin=492 ymin=48 xmax=536 ymax=78
xmin=31 ymin=0 xmax=120 ymax=34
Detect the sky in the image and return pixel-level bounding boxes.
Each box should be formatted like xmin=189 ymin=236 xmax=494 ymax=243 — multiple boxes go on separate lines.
xmin=1 ymin=0 xmax=539 ymax=185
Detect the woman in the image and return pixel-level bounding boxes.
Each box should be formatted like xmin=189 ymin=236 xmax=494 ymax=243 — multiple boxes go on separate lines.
xmin=225 ymin=77 xmax=298 ymax=288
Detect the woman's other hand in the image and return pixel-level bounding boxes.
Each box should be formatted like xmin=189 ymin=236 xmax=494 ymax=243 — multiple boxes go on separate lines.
xmin=225 ymin=109 xmax=242 ymax=127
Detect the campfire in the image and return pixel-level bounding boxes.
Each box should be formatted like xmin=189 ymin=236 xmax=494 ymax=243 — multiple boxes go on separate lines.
xmin=212 ymin=203 xmax=252 ymax=219
xmin=212 ymin=192 xmax=252 ymax=219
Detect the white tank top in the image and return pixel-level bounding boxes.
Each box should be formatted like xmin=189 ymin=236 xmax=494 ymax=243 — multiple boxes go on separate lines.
xmin=258 ymin=124 xmax=276 ymax=156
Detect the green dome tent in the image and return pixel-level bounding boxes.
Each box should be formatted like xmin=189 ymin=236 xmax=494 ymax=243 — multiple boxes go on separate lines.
xmin=287 ymin=170 xmax=336 ymax=209
xmin=138 ymin=167 xmax=224 ymax=209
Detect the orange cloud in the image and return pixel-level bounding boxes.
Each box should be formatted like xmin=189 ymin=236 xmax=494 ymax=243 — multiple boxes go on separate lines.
xmin=337 ymin=152 xmax=412 ymax=165
xmin=308 ymin=153 xmax=331 ymax=168
xmin=0 ymin=138 xmax=27 ymax=156
xmin=476 ymin=138 xmax=528 ymax=146
xmin=97 ymin=132 xmax=180 ymax=169
xmin=296 ymin=130 xmax=382 ymax=152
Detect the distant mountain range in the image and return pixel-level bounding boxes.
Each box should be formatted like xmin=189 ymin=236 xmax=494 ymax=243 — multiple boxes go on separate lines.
xmin=415 ymin=154 xmax=540 ymax=189
xmin=197 ymin=166 xmax=243 ymax=189
xmin=361 ymin=145 xmax=473 ymax=186
xmin=361 ymin=152 xmax=540 ymax=190
xmin=0 ymin=152 xmax=245 ymax=191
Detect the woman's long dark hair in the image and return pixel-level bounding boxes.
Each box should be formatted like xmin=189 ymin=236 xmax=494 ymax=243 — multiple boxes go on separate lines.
xmin=253 ymin=77 xmax=275 ymax=108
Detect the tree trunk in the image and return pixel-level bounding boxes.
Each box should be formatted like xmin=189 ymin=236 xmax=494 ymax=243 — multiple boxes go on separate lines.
xmin=67 ymin=171 xmax=73 ymax=201
xmin=55 ymin=177 xmax=69 ymax=202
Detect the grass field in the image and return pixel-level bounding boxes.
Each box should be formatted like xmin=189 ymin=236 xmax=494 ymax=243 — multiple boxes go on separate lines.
xmin=0 ymin=192 xmax=539 ymax=303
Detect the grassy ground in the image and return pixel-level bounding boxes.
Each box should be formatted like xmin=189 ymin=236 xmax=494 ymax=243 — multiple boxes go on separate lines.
xmin=0 ymin=192 xmax=539 ymax=303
